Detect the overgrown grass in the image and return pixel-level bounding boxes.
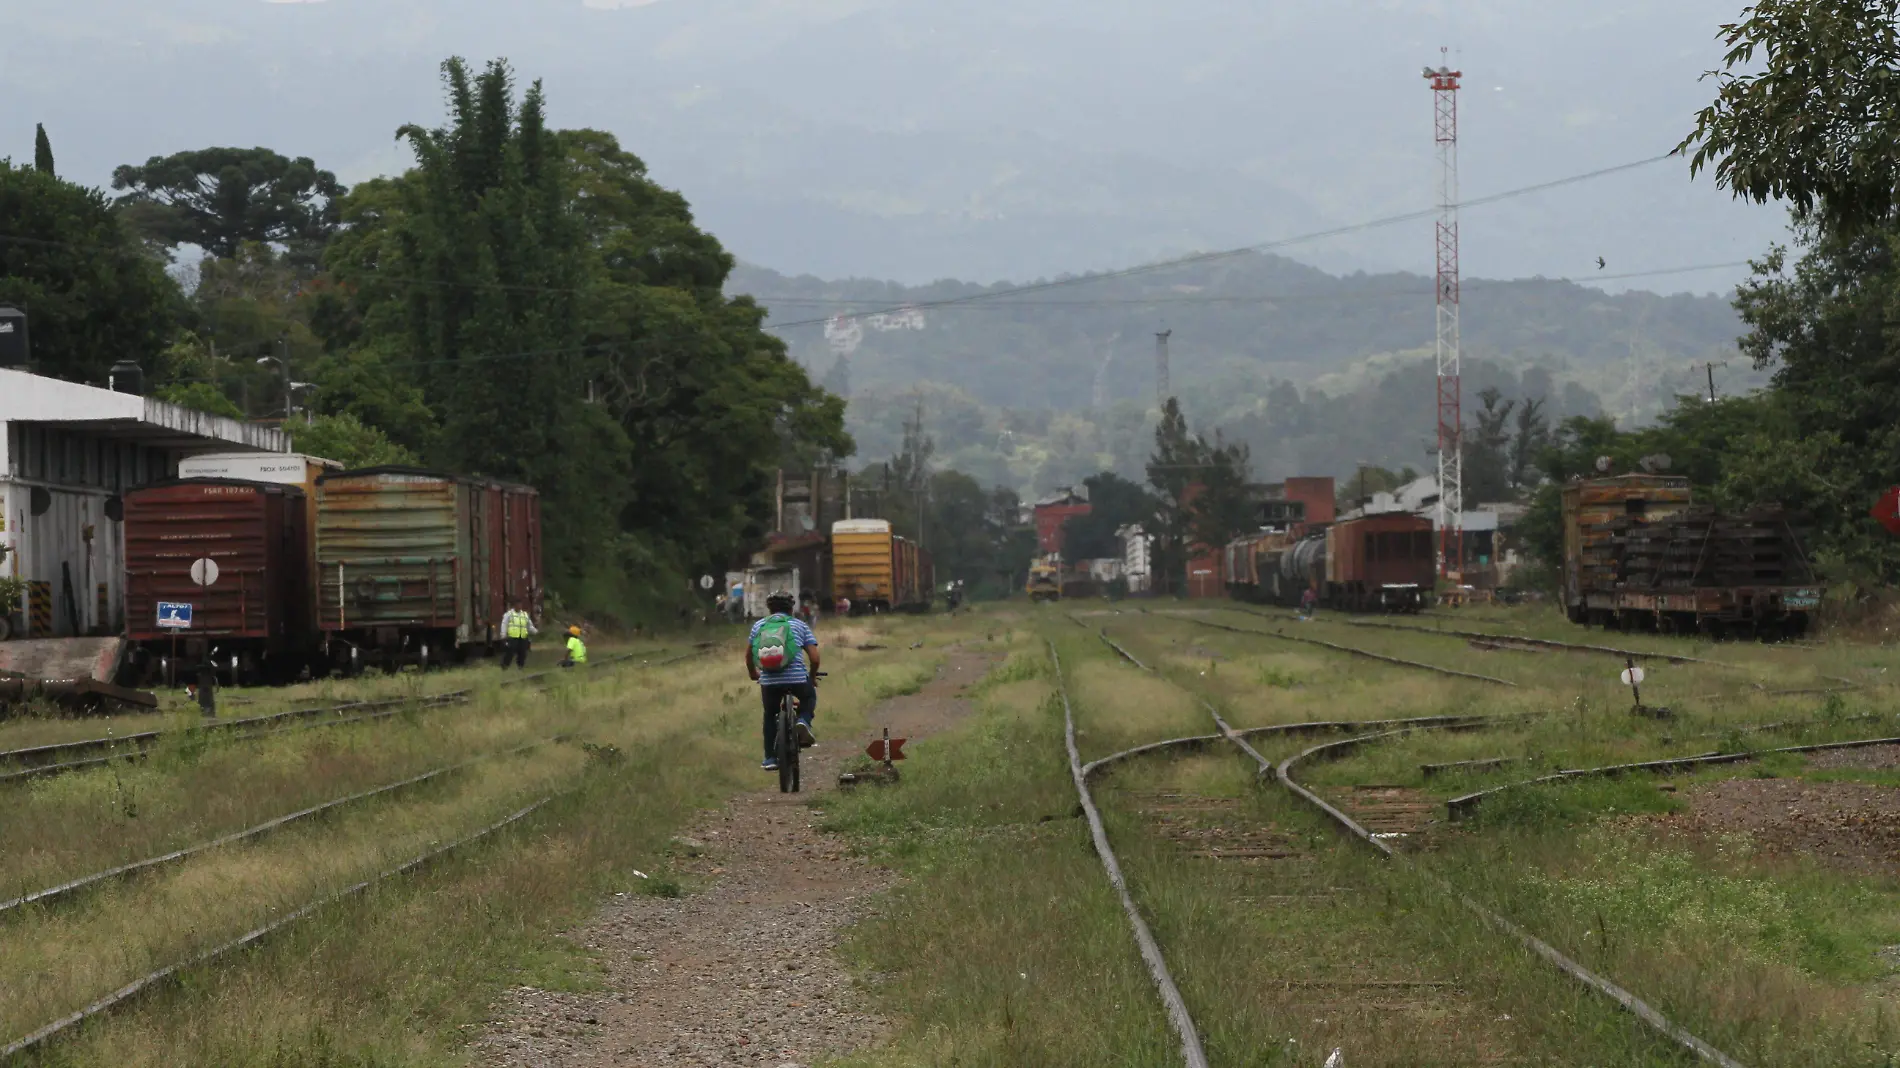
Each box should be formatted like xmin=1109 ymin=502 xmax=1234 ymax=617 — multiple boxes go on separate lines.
xmin=2 ymin=642 xmax=749 ymax=1064
xmin=823 ymin=638 xmax=1179 ymax=1066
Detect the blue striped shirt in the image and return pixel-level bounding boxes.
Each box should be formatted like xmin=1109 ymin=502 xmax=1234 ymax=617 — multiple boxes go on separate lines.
xmin=749 ymin=615 xmax=818 ymax=685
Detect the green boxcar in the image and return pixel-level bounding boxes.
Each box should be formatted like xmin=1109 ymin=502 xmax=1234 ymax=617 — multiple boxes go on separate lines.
xmin=315 ymin=467 xmax=541 ymax=672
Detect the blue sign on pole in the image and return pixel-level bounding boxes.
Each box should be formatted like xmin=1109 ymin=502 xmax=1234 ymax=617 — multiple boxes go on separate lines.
xmin=156 ymin=602 xmax=193 ymax=629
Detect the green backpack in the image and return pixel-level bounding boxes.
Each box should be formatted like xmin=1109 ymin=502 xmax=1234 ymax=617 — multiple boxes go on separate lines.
xmin=753 ymin=614 xmax=796 ymax=672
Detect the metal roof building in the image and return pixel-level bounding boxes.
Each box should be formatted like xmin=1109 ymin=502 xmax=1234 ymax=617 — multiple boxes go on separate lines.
xmin=1 ymin=367 xmax=284 ymax=643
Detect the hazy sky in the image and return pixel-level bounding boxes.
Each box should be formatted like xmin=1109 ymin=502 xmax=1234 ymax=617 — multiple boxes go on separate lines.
xmin=7 ymin=0 xmax=1788 ymax=289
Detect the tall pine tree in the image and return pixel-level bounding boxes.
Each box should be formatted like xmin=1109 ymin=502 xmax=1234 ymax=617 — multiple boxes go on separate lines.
xmin=32 ymin=124 xmax=53 ymax=176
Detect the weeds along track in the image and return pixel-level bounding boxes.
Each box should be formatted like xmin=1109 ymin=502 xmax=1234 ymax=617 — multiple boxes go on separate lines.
xmin=1089 ymin=624 xmax=1750 ymax=1068
xmin=1159 ymin=610 xmax=1518 ymax=687
xmin=1226 ymin=605 xmax=1724 ymax=665
xmin=0 ymin=798 xmax=551 ymax=1059
xmin=0 ymin=646 xmax=716 ymax=1059
xmin=0 ymin=735 xmax=562 ymax=918
xmin=0 ymin=646 xmax=701 ymax=786
xmin=1446 ymin=733 xmax=1900 ymax=820
xmin=1050 ymin=639 xmax=1211 ymax=1068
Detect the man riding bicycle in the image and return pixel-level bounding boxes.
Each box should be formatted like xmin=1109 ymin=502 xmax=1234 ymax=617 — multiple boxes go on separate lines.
xmin=747 ymin=592 xmax=820 ymax=771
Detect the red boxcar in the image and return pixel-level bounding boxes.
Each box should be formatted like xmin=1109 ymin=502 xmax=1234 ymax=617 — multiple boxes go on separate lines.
xmin=1325 ymin=513 xmax=1435 ymax=612
xmin=122 ymin=479 xmax=318 ymax=683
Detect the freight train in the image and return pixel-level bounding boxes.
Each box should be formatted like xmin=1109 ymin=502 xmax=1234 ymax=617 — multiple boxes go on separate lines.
xmin=118 ymin=466 xmax=543 ymax=683
xmin=1224 ymin=512 xmax=1435 ymax=613
xmin=1560 ymin=474 xmax=1822 ymax=638
xmin=830 ymin=519 xmax=933 ymax=613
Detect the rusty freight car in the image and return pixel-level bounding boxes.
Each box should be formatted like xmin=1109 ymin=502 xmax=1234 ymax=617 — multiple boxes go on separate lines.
xmin=1561 ymin=474 xmax=1821 ymax=638
xmin=121 ymin=479 xmax=317 ymax=684
xmin=830 ymin=519 xmax=933 ymax=613
xmin=315 ymin=468 xmax=542 ymax=673
xmin=1323 ymin=513 xmax=1435 ymax=611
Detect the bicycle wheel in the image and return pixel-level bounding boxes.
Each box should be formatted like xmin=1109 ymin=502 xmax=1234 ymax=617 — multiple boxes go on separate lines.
xmin=777 ymin=695 xmax=796 ymax=794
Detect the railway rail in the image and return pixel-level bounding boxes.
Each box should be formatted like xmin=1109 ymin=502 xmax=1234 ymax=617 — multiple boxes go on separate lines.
xmin=0 ymin=736 xmax=561 ymax=918
xmin=0 ymin=646 xmax=697 ymax=787
xmin=1085 ymin=624 xmax=1749 ymax=1067
xmin=1163 ymin=611 xmax=1518 ymax=687
xmin=0 ymin=643 xmax=719 ymax=1059
xmin=0 ymin=797 xmax=552 ymax=1059
xmin=1224 ymin=603 xmax=1736 ymax=665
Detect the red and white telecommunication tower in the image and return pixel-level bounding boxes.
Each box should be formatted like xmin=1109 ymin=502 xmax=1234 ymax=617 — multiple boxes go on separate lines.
xmin=1424 ymin=52 xmax=1463 ymax=578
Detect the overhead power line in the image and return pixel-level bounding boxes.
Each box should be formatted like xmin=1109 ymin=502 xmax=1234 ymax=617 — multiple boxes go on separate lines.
xmin=763 ymin=153 xmax=1676 ymax=330
xmin=750 ymin=260 xmax=1751 ymax=316
xmin=0 ymin=152 xmax=1680 ymax=315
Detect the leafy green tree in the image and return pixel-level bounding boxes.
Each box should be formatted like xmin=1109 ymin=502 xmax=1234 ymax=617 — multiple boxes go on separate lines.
xmin=153 ymin=381 xmax=243 ymax=419
xmin=305 ymin=342 xmax=438 ymax=454
xmin=111 ymin=147 xmax=345 ymax=265
xmin=1508 ymin=396 xmax=1550 ymax=491
xmin=1465 ymin=387 xmax=1516 ymax=505
xmin=383 ymin=57 xmax=615 ymax=595
xmin=287 ymin=412 xmax=418 ymax=468
xmin=1062 ymin=472 xmax=1155 ymax=559
xmin=1186 ymin=433 xmax=1253 ymax=556
xmin=561 ymin=126 xmax=850 ymax=573
xmin=1682 ymin=0 xmax=1900 ymax=234
xmin=33 ymin=124 xmax=53 ymax=177
xmin=0 ymin=162 xmax=181 ymax=384
xmin=1146 ymin=397 xmax=1200 ymax=594
xmin=312 ymin=61 xmax=849 ymax=617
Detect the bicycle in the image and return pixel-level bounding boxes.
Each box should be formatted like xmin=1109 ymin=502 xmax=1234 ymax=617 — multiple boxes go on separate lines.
xmin=775 ymin=672 xmax=824 ymax=794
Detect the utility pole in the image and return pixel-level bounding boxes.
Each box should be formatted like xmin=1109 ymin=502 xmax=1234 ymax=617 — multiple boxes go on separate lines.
xmin=1155 ymin=330 xmax=1172 ymax=406
xmin=1703 ymin=360 xmax=1728 ymax=403
xmin=1425 ymin=51 xmax=1465 ymax=579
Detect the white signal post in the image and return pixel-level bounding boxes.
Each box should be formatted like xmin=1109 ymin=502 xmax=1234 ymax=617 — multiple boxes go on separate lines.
xmin=1426 ymin=52 xmax=1464 ymax=579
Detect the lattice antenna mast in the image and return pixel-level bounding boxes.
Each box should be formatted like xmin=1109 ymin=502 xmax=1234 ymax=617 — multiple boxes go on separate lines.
xmin=1425 ymin=52 xmax=1464 ymax=579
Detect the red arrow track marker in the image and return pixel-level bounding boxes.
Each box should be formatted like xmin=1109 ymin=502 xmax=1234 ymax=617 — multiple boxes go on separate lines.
xmin=866 ymin=738 xmax=908 ymax=762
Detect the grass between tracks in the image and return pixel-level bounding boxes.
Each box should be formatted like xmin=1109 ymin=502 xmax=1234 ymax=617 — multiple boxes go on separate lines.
xmin=1127 ymin=601 xmax=1900 ymax=1066
xmin=0 ymin=625 xmax=924 ymax=1066
xmin=827 ymin=621 xmax=1702 ymax=1066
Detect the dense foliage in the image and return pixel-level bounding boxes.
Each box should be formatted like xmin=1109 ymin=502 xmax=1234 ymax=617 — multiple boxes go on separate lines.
xmin=0 ymin=162 xmax=180 ymax=385
xmin=0 ymin=58 xmax=852 ymax=623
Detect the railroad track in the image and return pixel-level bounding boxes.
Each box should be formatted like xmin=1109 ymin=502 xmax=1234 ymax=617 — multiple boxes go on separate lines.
xmin=0 ymin=735 xmax=563 ymax=918
xmin=0 ymin=643 xmax=720 ymax=1059
xmin=1 ymin=797 xmax=553 ymax=1059
xmin=1220 ymin=603 xmax=1744 ymax=664
xmin=1154 ymin=609 xmax=1519 ymax=687
xmin=0 ymin=645 xmax=702 ymax=786
xmin=1070 ymin=623 xmax=1749 ymax=1067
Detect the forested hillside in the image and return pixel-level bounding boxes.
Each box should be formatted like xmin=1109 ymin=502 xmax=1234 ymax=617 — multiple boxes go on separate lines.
xmin=734 ymin=256 xmax=1757 ymax=493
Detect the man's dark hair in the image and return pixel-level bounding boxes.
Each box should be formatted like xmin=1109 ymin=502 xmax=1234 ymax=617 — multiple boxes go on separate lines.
xmin=766 ymin=593 xmax=795 ymax=612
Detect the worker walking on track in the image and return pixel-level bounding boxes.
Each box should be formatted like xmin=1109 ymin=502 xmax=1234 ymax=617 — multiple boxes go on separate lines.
xmin=561 ymin=625 xmax=587 ymax=668
xmin=499 ymin=600 xmax=536 ymax=669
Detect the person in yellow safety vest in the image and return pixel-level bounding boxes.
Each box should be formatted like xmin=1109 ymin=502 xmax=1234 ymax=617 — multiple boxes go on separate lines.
xmin=561 ymin=625 xmax=588 ymax=668
xmin=499 ymin=599 xmax=536 ymax=669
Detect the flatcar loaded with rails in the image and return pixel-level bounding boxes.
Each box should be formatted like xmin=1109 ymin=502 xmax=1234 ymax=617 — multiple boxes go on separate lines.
xmin=316 ymin=467 xmax=543 ymax=674
xmin=121 ymin=478 xmax=319 ymax=686
xmin=1561 ymin=473 xmax=1823 ymax=638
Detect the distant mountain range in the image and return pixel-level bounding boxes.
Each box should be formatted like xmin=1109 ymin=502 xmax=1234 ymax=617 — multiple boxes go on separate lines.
xmin=734 ymin=253 xmax=1754 ymax=415
xmin=732 ymin=253 xmax=1764 ymax=492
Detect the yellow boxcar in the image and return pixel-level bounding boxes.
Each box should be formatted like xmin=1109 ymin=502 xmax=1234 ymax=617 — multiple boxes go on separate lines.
xmin=832 ymin=519 xmax=896 ymax=610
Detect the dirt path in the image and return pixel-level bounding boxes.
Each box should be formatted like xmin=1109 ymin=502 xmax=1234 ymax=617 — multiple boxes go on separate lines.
xmin=478 ymin=647 xmax=995 ymax=1067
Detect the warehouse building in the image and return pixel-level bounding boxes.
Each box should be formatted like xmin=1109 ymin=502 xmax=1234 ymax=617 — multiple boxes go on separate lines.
xmin=0 ymin=367 xmax=284 ymax=645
